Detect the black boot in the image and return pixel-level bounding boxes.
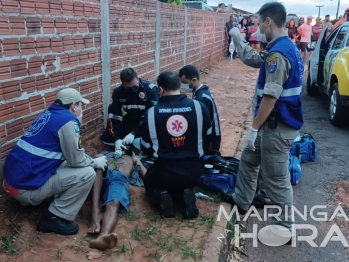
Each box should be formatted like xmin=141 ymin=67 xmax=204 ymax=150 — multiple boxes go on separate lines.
xmin=183 ymin=189 xmax=199 ymax=219
xmin=224 ymin=193 xmax=247 ymax=215
xmin=37 ymin=211 xmax=79 ymax=235
xmin=159 ymin=191 xmax=176 ymax=219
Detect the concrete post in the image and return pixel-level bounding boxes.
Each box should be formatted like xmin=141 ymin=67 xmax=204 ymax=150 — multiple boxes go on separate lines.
xmin=183 ymin=6 xmax=188 ymax=65
xmin=155 ymin=1 xmax=161 ymax=77
xmin=100 ymin=0 xmax=111 ymax=128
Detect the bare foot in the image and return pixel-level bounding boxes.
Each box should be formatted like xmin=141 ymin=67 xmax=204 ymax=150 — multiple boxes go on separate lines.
xmin=87 ymin=213 xmax=101 ymax=234
xmin=89 ymin=233 xmax=118 ymax=250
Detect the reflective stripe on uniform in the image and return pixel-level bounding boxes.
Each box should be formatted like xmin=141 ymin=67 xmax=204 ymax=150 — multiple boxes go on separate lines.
xmin=207 ymin=127 xmax=212 ymax=135
xmin=122 ymin=105 xmax=146 ymax=110
xmin=257 ymin=86 xmax=302 ymax=98
xmin=147 ymin=107 xmax=159 ymax=158
xmin=202 ymin=93 xmax=221 ymax=136
xmin=17 ymin=139 xmax=64 ymax=160
xmin=108 ymin=113 xmax=122 ymax=121
xmin=193 ymin=100 xmax=204 ymax=157
xmin=141 ymin=138 xmax=151 ymax=149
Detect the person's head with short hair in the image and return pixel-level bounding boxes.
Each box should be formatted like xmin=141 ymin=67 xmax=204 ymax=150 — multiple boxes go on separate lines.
xmin=248 ymin=15 xmax=253 ymax=22
xmin=120 ymin=68 xmax=140 ymax=94
xmin=54 ymin=88 xmax=90 ymax=123
xmin=315 ymin=17 xmax=321 ymax=25
xmin=298 ymin=17 xmax=304 ymax=26
xmin=257 ymin=2 xmax=287 ymax=42
xmin=156 ymin=71 xmax=181 ymax=97
xmin=306 ymin=16 xmax=313 ymax=25
xmin=179 ymin=65 xmax=201 ymax=93
xmin=230 ymin=14 xmax=235 ymax=22
xmin=325 ymin=14 xmax=330 ymax=22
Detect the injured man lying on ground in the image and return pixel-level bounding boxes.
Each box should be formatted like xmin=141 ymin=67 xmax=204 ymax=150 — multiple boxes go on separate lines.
xmin=87 ymin=153 xmax=147 ymax=250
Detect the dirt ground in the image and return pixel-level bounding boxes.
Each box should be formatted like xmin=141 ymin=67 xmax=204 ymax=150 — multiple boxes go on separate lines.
xmin=0 ymin=58 xmax=257 ymax=262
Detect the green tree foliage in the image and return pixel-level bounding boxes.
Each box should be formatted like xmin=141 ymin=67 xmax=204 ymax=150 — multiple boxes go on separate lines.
xmin=159 ymin=0 xmax=183 ymax=5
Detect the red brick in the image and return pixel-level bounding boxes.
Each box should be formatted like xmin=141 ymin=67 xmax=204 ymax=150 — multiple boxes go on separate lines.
xmin=59 ymin=54 xmax=69 ymax=69
xmin=0 ymin=126 xmax=7 ymax=144
xmin=69 ymin=53 xmax=78 ymax=67
xmin=88 ymin=19 xmax=100 ymax=33
xmin=2 ymin=0 xmax=20 ymax=13
xmin=49 ymin=72 xmax=63 ymax=88
xmin=36 ymin=37 xmax=51 ymax=54
xmin=0 ymin=103 xmax=14 ymax=123
xmin=79 ymin=51 xmax=89 ymax=65
xmin=26 ymin=17 xmax=41 ymax=35
xmin=36 ymin=75 xmax=50 ymax=91
xmin=63 ymin=69 xmax=75 ymax=85
xmin=0 ymin=61 xmax=11 ymax=80
xmin=21 ymin=76 xmax=36 ymax=93
xmin=43 ymin=55 xmax=56 ymax=72
xmin=44 ymin=90 xmax=57 ymax=105
xmin=67 ymin=19 xmax=78 ymax=34
xmin=2 ymin=80 xmax=21 ymax=100
xmin=51 ymin=37 xmax=63 ymax=52
xmin=9 ymin=17 xmax=25 ymax=35
xmin=93 ymin=64 xmax=101 ymax=75
xmin=84 ymin=3 xmax=93 ymax=16
xmin=62 ymin=0 xmax=74 ymax=16
xmin=20 ymin=0 xmax=35 ymax=14
xmin=94 ymin=35 xmax=101 ymax=47
xmin=35 ymin=0 xmax=50 ymax=15
xmin=73 ymin=2 xmax=84 ymax=16
xmin=20 ymin=37 xmax=36 ymax=55
xmin=88 ymin=51 xmax=97 ymax=63
xmin=0 ymin=18 xmax=10 ymax=35
xmin=10 ymin=59 xmax=27 ymax=78
xmin=78 ymin=19 xmax=88 ymax=33
xmin=63 ymin=36 xmax=75 ymax=51
xmin=28 ymin=57 xmax=43 ymax=75
xmin=93 ymin=5 xmax=100 ymax=17
xmin=84 ymin=64 xmax=94 ymax=77
xmin=84 ymin=35 xmax=94 ymax=48
xmin=74 ymin=66 xmax=85 ymax=81
xmin=74 ymin=36 xmax=84 ymax=49
xmin=55 ymin=18 xmax=67 ymax=34
xmin=49 ymin=0 xmax=62 ymax=15
xmin=29 ymin=95 xmax=45 ymax=113
xmin=13 ymin=99 xmax=30 ymax=118
xmin=41 ymin=18 xmax=55 ymax=34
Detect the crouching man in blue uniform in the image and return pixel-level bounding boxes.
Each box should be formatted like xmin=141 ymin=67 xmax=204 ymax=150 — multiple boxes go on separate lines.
xmin=140 ymin=71 xmax=212 ymax=219
xmin=228 ymin=2 xmax=304 ymax=245
xmin=179 ymin=65 xmax=222 ymax=155
xmin=3 ymin=88 xmax=108 ymax=235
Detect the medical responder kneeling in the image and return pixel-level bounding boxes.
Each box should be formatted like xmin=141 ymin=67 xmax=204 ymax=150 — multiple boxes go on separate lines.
xmin=101 ymin=68 xmax=159 ymax=153
xmin=140 ymin=71 xmax=212 ymax=219
xmin=228 ymin=2 xmax=304 ymax=245
xmin=3 ymin=88 xmax=107 ymax=235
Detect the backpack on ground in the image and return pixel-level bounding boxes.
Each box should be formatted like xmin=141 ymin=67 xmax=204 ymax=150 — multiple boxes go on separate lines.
xmin=289 ymin=133 xmax=318 ymax=163
xmin=289 ymin=155 xmax=302 ymax=185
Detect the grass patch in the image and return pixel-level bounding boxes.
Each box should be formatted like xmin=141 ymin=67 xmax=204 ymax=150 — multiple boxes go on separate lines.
xmin=57 ymin=249 xmax=63 ymax=260
xmin=199 ymin=214 xmax=216 ymax=229
xmin=121 ymin=210 xmax=141 ymax=221
xmin=181 ymin=246 xmax=203 ymax=260
xmin=130 ymin=226 xmax=157 ymax=241
xmin=226 ymin=218 xmax=237 ymax=243
xmin=1 ymin=235 xmax=19 ymax=255
xmin=146 ymin=250 xmax=162 ymax=261
xmin=108 ymin=243 xmax=128 ymax=255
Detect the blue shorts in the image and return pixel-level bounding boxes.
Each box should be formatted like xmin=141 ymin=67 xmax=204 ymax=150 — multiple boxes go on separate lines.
xmin=101 ymin=168 xmax=130 ymax=213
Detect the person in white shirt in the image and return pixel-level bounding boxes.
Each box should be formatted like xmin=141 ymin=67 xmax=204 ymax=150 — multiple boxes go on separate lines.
xmin=297 ymin=16 xmax=313 ymax=63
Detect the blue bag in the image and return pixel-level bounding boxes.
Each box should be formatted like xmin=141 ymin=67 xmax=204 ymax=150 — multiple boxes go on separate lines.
xmin=290 ymin=133 xmax=318 ymax=163
xmin=289 ymin=155 xmax=302 ymax=185
xmin=197 ymin=173 xmax=237 ymax=195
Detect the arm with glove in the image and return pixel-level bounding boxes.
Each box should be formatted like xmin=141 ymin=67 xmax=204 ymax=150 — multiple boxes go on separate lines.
xmin=229 ymin=27 xmax=264 ymax=68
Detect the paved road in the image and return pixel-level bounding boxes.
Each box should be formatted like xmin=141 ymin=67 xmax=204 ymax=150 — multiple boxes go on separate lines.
xmin=242 ymin=71 xmax=349 ymax=262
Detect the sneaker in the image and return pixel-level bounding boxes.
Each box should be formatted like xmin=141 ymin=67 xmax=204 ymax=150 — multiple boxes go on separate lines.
xmin=37 ymin=211 xmax=79 ymax=235
xmin=183 ymin=189 xmax=199 ymax=219
xmin=159 ymin=191 xmax=176 ymax=218
xmin=224 ymin=193 xmax=247 ymax=215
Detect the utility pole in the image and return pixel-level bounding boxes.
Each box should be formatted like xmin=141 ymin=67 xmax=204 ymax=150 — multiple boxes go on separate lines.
xmin=336 ymin=0 xmax=340 ymax=19
xmin=316 ymin=5 xmax=324 ymax=17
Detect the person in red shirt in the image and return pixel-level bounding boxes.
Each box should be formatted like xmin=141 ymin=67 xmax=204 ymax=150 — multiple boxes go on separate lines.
xmin=312 ymin=17 xmax=324 ymax=42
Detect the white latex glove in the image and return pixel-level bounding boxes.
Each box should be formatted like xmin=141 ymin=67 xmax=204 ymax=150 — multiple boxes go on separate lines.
xmin=93 ymin=156 xmax=108 ymax=170
xmin=115 ymin=139 xmax=127 ymax=151
xmin=247 ymin=126 xmax=258 ymax=151
xmin=229 ymin=27 xmax=240 ymax=38
xmin=122 ymin=133 xmax=135 ymax=145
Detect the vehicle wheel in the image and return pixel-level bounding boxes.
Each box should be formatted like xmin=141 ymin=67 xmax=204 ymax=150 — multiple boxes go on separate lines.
xmin=306 ymin=68 xmax=319 ymax=96
xmin=329 ymin=83 xmax=348 ymax=126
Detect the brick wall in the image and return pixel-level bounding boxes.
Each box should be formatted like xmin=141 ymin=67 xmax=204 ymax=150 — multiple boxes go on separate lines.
xmin=0 ymin=0 xmax=230 ymax=160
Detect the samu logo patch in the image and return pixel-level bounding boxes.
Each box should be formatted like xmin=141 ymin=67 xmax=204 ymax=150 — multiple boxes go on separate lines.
xmin=74 ymin=124 xmax=80 ymax=133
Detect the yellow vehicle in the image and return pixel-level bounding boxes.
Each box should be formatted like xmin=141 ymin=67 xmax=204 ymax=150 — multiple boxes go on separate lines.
xmin=307 ymin=21 xmax=349 ymax=126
